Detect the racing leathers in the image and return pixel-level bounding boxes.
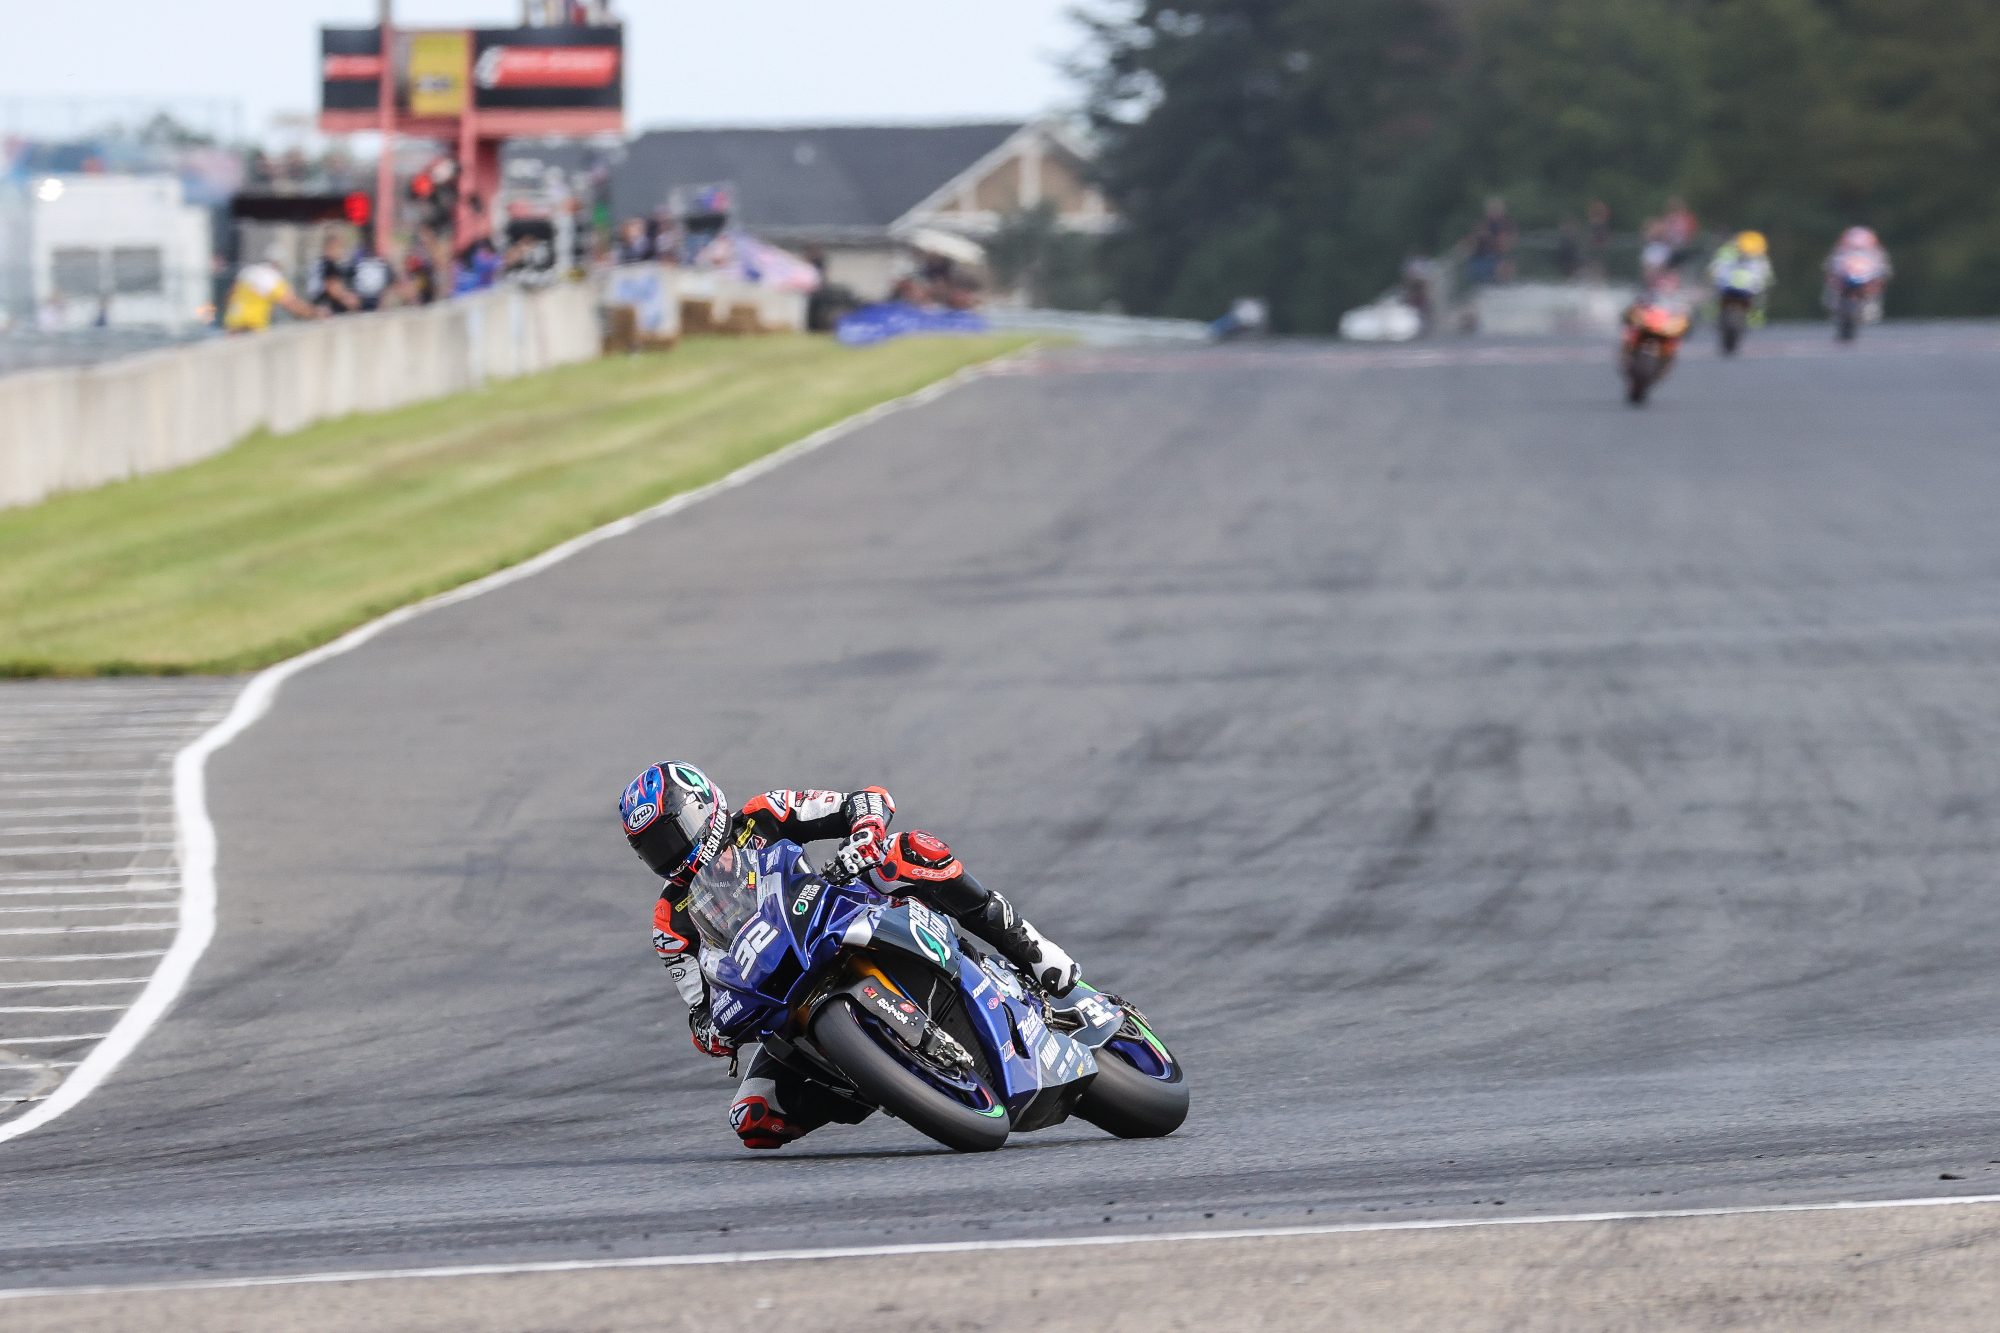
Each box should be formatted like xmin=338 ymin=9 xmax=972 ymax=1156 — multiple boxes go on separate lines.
xmin=648 ymin=787 xmax=1080 ymax=1149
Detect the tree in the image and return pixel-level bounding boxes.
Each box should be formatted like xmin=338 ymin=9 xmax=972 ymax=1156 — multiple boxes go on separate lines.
xmin=1078 ymin=0 xmax=1462 ymax=331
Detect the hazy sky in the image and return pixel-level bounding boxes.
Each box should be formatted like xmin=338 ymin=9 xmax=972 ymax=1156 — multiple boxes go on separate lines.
xmin=0 ymin=1 xmax=1091 ymax=141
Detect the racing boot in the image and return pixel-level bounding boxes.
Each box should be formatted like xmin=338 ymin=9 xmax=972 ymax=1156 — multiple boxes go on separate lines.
xmin=730 ymin=1053 xmax=813 ymax=1151
xmin=973 ymin=892 xmax=1081 ymax=998
xmin=728 ymin=1046 xmax=873 ymax=1150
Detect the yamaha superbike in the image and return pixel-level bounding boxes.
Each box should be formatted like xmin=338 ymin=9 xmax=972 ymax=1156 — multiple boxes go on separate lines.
xmin=692 ymin=838 xmax=1189 ymax=1153
xmin=1620 ymin=295 xmax=1690 ymax=406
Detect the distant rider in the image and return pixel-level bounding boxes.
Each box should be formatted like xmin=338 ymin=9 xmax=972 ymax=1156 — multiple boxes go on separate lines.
xmin=1709 ymin=231 xmax=1774 ymax=310
xmin=618 ymin=761 xmax=1080 ymax=1150
xmin=1824 ymin=226 xmax=1891 ymax=314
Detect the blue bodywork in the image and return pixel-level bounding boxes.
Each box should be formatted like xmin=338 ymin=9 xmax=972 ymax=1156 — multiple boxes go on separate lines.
xmin=705 ymin=839 xmax=1108 ymax=1125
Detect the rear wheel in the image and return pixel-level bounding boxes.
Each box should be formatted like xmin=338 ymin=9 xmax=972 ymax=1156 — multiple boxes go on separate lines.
xmin=1075 ymin=1017 xmax=1189 ymax=1139
xmin=810 ymin=998 xmax=1009 ymax=1153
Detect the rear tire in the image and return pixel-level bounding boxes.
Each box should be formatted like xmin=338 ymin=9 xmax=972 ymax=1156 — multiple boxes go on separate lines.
xmin=810 ymin=998 xmax=1009 ymax=1153
xmin=1075 ymin=1042 xmax=1189 ymax=1139
xmin=1838 ymin=295 xmax=1860 ymax=342
xmin=1720 ymin=307 xmax=1743 ymax=355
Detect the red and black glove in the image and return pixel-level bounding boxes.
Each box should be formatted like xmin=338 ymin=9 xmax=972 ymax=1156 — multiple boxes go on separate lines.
xmin=689 ymin=1003 xmax=735 ymax=1058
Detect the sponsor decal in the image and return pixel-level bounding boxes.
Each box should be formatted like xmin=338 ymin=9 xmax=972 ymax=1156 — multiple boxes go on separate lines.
xmin=668 ymin=764 xmax=711 ymax=797
xmin=791 ymin=881 xmax=823 ymax=916
xmin=624 ymin=801 xmax=656 ymax=832
xmin=986 ymin=995 xmax=1002 ymax=1010
xmin=711 ymin=991 xmax=743 ymax=1023
xmin=733 ymin=920 xmax=780 ymax=971
xmin=898 ymin=1002 xmax=917 ymax=1014
xmin=475 ymin=45 xmax=620 ymax=89
xmin=908 ymin=904 xmax=953 ymax=966
xmin=861 ymin=984 xmax=879 ymax=998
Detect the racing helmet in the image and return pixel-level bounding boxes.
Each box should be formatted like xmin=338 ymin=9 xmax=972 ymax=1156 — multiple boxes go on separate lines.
xmin=1840 ymin=226 xmax=1878 ymax=250
xmin=620 ymin=761 xmax=729 ymax=885
xmin=1736 ymin=231 xmax=1767 ymax=257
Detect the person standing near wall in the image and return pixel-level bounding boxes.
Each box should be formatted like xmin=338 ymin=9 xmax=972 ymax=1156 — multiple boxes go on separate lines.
xmin=223 ymin=247 xmax=326 ymax=334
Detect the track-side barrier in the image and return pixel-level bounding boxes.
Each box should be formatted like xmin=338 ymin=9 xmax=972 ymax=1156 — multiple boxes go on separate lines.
xmin=0 ymin=282 xmax=600 ymax=511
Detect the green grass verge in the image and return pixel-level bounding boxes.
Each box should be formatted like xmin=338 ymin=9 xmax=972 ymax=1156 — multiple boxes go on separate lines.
xmin=0 ymin=333 xmax=1033 ymax=676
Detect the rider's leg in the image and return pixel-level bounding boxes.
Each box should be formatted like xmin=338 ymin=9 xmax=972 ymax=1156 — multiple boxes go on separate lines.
xmin=729 ymin=1044 xmax=872 ymax=1150
xmin=878 ymin=831 xmax=1080 ymax=995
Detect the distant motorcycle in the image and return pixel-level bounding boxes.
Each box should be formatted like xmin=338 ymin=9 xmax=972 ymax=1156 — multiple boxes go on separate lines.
xmin=694 ymin=837 xmax=1188 ymax=1153
xmin=1828 ymin=250 xmax=1886 ymax=342
xmin=1620 ymin=295 xmax=1691 ymax=405
xmin=1709 ymin=233 xmax=1772 ymax=356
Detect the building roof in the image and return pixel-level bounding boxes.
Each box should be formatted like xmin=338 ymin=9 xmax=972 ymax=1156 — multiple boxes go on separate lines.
xmin=609 ymin=123 xmax=1024 ymax=234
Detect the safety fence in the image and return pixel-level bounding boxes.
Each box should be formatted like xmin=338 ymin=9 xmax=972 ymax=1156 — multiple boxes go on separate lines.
xmin=0 ymin=282 xmax=599 ymax=510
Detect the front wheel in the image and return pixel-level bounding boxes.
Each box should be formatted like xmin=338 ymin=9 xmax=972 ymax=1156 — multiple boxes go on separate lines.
xmin=1837 ymin=294 xmax=1861 ymax=342
xmin=1720 ymin=305 xmax=1745 ymax=355
xmin=810 ymin=998 xmax=1009 ymax=1153
xmin=1075 ymin=1018 xmax=1189 ymax=1139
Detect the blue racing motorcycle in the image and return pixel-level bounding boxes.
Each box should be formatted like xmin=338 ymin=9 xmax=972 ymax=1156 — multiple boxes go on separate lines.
xmin=689 ymin=837 xmax=1188 ymax=1153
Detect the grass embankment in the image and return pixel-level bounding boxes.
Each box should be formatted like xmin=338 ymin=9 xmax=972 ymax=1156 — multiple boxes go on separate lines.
xmin=0 ymin=334 xmax=1032 ymax=676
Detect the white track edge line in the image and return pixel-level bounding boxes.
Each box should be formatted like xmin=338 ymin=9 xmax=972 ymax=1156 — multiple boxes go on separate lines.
xmin=0 ymin=353 xmax=1008 ymax=1148
xmin=4 ymin=1193 xmax=2000 ymax=1301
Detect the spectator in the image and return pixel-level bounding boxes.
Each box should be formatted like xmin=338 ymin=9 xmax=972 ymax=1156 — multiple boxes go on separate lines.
xmin=1555 ymin=215 xmax=1581 ymax=281
xmin=453 ymin=237 xmax=501 ymax=295
xmin=1467 ymin=196 xmax=1516 ymax=286
xmin=1400 ymin=252 xmax=1436 ymax=329
xmin=223 ymin=247 xmax=325 ymax=333
xmin=1660 ymin=196 xmax=1698 ymax=265
xmin=348 ymin=239 xmax=398 ymax=311
xmin=1585 ymin=200 xmax=1612 ymax=283
xmin=404 ymin=230 xmax=442 ymax=305
xmin=614 ymin=217 xmax=653 ymax=264
xmin=308 ymin=233 xmax=361 ymax=314
xmin=1640 ymin=220 xmax=1677 ymax=287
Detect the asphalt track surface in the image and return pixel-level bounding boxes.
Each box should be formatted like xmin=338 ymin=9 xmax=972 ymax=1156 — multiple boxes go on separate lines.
xmin=4 ymin=323 xmax=2000 ymax=1291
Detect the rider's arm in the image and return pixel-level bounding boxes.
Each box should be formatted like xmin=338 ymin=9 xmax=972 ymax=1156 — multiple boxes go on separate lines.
xmin=737 ymin=787 xmax=896 ymax=844
xmin=653 ymin=888 xmax=704 ymax=1004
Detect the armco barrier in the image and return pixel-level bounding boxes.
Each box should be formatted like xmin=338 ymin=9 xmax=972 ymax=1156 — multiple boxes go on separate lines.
xmin=0 ymin=282 xmax=600 ymax=511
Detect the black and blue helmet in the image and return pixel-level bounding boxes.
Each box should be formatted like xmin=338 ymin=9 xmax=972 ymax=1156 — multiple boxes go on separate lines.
xmin=620 ymin=761 xmax=729 ymax=885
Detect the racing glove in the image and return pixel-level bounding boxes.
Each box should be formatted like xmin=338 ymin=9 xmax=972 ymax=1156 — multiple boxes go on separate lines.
xmin=689 ymin=1002 xmax=735 ymax=1058
xmin=823 ymin=792 xmax=892 ymax=884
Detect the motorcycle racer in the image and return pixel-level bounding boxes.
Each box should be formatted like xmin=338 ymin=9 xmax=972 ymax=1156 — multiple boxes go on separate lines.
xmin=619 ymin=760 xmax=1081 ymax=1149
xmin=1824 ymin=226 xmax=1891 ymax=321
xmin=1710 ymin=231 xmax=1773 ymax=303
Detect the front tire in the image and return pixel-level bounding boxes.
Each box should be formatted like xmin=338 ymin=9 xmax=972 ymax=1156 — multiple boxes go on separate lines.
xmin=810 ymin=998 xmax=1009 ymax=1153
xmin=1076 ymin=1033 xmax=1189 ymax=1139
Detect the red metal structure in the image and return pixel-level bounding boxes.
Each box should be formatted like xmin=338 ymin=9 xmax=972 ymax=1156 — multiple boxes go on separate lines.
xmin=319 ymin=17 xmax=623 ymax=249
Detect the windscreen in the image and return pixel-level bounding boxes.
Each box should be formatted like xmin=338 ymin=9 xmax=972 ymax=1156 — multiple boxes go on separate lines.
xmin=685 ymin=841 xmax=758 ymax=950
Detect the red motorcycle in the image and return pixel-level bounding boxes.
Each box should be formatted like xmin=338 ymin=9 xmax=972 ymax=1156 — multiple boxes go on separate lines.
xmin=1620 ymin=295 xmax=1691 ymax=406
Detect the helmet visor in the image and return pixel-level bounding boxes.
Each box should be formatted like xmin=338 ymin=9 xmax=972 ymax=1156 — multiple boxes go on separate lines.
xmin=686 ymin=841 xmax=758 ymax=951
xmin=629 ymin=810 xmax=698 ymax=879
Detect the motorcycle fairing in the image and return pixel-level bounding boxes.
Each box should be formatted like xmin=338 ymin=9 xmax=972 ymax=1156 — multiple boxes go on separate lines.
xmin=957 ymin=954 xmax=1098 ymax=1129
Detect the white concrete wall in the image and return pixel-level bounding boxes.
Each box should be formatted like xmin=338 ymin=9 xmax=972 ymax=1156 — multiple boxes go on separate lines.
xmin=0 ymin=281 xmax=600 ymax=511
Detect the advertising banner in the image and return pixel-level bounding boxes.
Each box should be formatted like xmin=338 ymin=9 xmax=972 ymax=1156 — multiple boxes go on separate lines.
xmin=472 ymin=27 xmax=623 ymax=110
xmin=321 ymin=27 xmax=383 ymax=112
xmin=409 ymin=32 xmax=470 ymax=116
